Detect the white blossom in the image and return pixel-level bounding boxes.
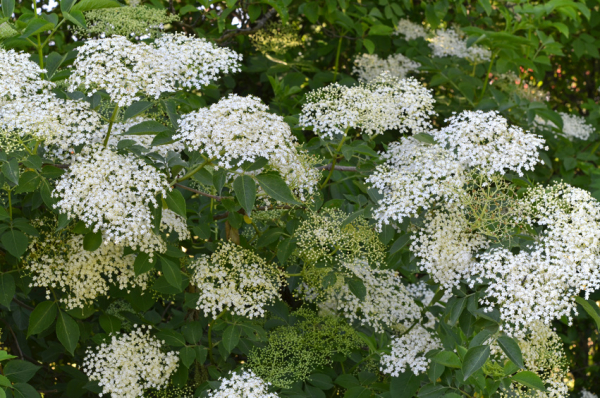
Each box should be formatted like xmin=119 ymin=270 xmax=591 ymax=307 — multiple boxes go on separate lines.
xmin=379 ymin=325 xmax=441 ymax=376
xmin=300 ymin=74 xmax=436 ymax=139
xmin=83 ymin=325 xmax=179 ymax=398
xmin=394 ymin=19 xmax=429 ymax=40
xmin=352 ymin=53 xmax=420 ymax=82
xmin=189 ymin=243 xmax=284 ymax=319
xmin=366 ymin=136 xmax=465 ymax=228
xmin=52 ymin=145 xmax=171 ymax=254
xmin=428 ymin=28 xmax=491 ymax=62
xmin=535 ymin=112 xmax=594 ymax=141
xmin=581 ymin=390 xmax=598 ymax=398
xmin=0 ymin=48 xmax=54 ymax=101
xmin=207 ymin=370 xmax=279 ymax=398
xmin=69 ymin=34 xmax=241 ymax=107
xmin=432 ymin=110 xmax=547 ymax=176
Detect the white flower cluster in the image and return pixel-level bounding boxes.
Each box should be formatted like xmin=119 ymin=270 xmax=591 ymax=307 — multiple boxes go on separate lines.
xmin=190 ymin=243 xmax=283 ymax=319
xmin=104 ymin=116 xmax=185 ymax=157
xmin=27 ymin=232 xmax=148 ymax=309
xmin=412 ymin=207 xmax=489 ymax=289
xmin=300 ymin=74 xmax=436 ymax=139
xmin=175 ymin=94 xmax=319 ymax=199
xmin=352 ymin=53 xmax=420 ymax=82
xmin=83 ymin=325 xmax=179 ymax=398
xmin=581 ymin=390 xmax=598 ymax=398
xmin=433 ymin=110 xmax=546 ymax=176
xmin=366 ymin=136 xmax=465 ymax=228
xmin=69 ymin=34 xmax=241 ymax=107
xmin=379 ymin=325 xmax=441 ymax=376
xmin=0 ymin=48 xmax=54 ymax=101
xmin=534 ymin=112 xmax=594 ymax=141
xmin=325 ymin=259 xmax=421 ymax=332
xmin=473 ymin=184 xmax=600 ymax=337
xmin=406 ymin=280 xmax=452 ymax=307
xmin=428 ymin=28 xmax=491 ymax=62
xmin=207 ymin=370 xmax=279 ymax=398
xmin=160 ymin=208 xmax=191 ymax=240
xmin=52 ymin=146 xmax=171 ymax=254
xmin=0 ymin=93 xmax=102 ymax=159
xmin=394 ymin=19 xmax=428 ymax=40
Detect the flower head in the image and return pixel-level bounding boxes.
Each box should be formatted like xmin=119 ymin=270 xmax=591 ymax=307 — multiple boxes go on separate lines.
xmin=394 ymin=19 xmax=428 ymax=40
xmin=428 ymin=28 xmax=491 ymax=62
xmin=0 ymin=48 xmax=53 ymax=101
xmin=353 ymin=53 xmax=420 ymax=82
xmin=380 ymin=325 xmax=441 ymax=376
xmin=207 ymin=370 xmax=279 ymax=398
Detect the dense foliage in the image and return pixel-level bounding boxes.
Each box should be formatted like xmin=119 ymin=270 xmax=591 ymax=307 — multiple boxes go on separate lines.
xmin=1 ymin=0 xmax=600 ymax=397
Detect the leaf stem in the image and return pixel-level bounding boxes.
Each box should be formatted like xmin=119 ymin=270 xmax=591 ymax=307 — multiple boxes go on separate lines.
xmin=320 ymin=132 xmax=349 ymax=189
xmin=103 ymin=105 xmax=120 ymax=147
xmin=171 ymin=157 xmax=215 ymax=185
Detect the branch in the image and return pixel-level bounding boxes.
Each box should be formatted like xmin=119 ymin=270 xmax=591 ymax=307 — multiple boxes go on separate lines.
xmin=216 ymin=8 xmax=277 ymax=44
xmin=175 ymin=183 xmax=230 ymax=201
xmin=316 ymin=164 xmax=365 ymax=172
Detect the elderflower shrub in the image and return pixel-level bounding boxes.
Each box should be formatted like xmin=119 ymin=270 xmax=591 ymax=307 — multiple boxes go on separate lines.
xmin=189 ymin=242 xmax=284 ymax=319
xmin=72 ymin=6 xmax=179 ymax=40
xmin=411 ymin=206 xmax=489 ymax=289
xmin=432 ymin=110 xmax=547 ymax=176
xmin=249 ymin=21 xmax=302 ymax=54
xmin=428 ymin=28 xmax=491 ymax=62
xmin=68 ymin=34 xmax=241 ymax=107
xmin=318 ymin=259 xmax=421 ymax=332
xmin=207 ymin=370 xmax=279 ymax=398
xmin=299 ymin=73 xmax=436 ymax=139
xmin=174 ymin=94 xmax=320 ymax=200
xmin=247 ymin=309 xmax=361 ymax=389
xmin=366 ymin=136 xmax=465 ymax=229
xmin=52 ymin=145 xmax=172 ymax=254
xmin=0 ymin=48 xmax=54 ymax=101
xmin=26 ymin=220 xmax=149 ymax=309
xmin=352 ymin=53 xmax=421 ymax=82
xmin=394 ymin=19 xmax=429 ymax=40
xmin=379 ymin=324 xmax=441 ymax=376
xmin=0 ymin=93 xmax=102 ymax=159
xmin=83 ymin=325 xmax=179 ymax=398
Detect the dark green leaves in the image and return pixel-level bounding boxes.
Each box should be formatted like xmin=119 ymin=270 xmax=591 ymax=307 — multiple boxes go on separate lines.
xmin=233 ymin=175 xmax=256 ymax=215
xmin=575 ymin=296 xmax=600 ymax=330
xmin=497 ymin=335 xmax=524 ymax=369
xmin=83 ymin=230 xmax=103 ymax=251
xmin=462 ymin=345 xmax=490 ymax=380
xmin=166 ymin=189 xmax=187 ymax=218
xmin=413 ymin=133 xmax=436 ymax=145
xmin=27 ymin=301 xmax=57 ymax=337
xmin=0 ymin=273 xmax=15 ymax=308
xmin=2 ymin=159 xmax=19 ymax=185
xmin=71 ymin=0 xmax=122 ymax=12
xmin=4 ymin=361 xmax=40 ymax=383
xmin=222 ymin=325 xmax=241 ymax=353
xmin=125 ymin=121 xmax=171 ymax=135
xmin=348 ymin=277 xmax=367 ymax=300
xmin=124 ymin=101 xmax=153 ymax=120
xmin=255 ymin=173 xmax=301 ymax=205
xmin=160 ymin=255 xmax=182 ymax=289
xmin=432 ymin=351 xmax=462 ymax=368
xmin=56 ymin=310 xmax=80 ymax=355
xmin=133 ymin=252 xmax=154 ymax=276
xmin=2 ymin=229 xmax=29 ymax=258
xmin=512 ymin=371 xmax=547 ymax=391
xmin=1 ymin=0 xmax=14 ymax=18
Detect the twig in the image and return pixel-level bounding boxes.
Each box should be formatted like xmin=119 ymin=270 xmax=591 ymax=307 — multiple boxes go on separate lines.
xmin=216 ymin=8 xmax=277 ymax=44
xmin=0 ymin=319 xmax=23 ymax=359
xmin=13 ymin=298 xmax=34 ymax=311
xmin=175 ymin=183 xmax=230 ymax=201
xmin=316 ymin=164 xmax=364 ymax=172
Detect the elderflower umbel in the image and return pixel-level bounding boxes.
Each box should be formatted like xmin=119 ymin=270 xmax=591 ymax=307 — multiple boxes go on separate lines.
xmin=52 ymin=145 xmax=171 ymax=254
xmin=299 ymin=74 xmax=436 ymax=139
xmin=83 ymin=325 xmax=179 ymax=398
xmin=0 ymin=48 xmax=54 ymax=101
xmin=394 ymin=19 xmax=429 ymax=40
xmin=379 ymin=325 xmax=441 ymax=376
xmin=189 ymin=242 xmax=284 ymax=319
xmin=69 ymin=34 xmax=241 ymax=107
xmin=207 ymin=371 xmax=279 ymax=398
xmin=105 ymin=116 xmax=185 ymax=157
xmin=324 ymin=259 xmax=421 ymax=332
xmin=581 ymin=391 xmax=598 ymax=398
xmin=432 ymin=110 xmax=547 ymax=176
xmin=27 ymin=226 xmax=148 ymax=309
xmin=428 ymin=28 xmax=491 ymax=62
xmin=175 ymin=94 xmax=319 ymax=199
xmin=352 ymin=53 xmax=421 ymax=82
xmin=0 ymin=93 xmax=102 ymax=159
xmin=558 ymin=112 xmax=594 ymax=140
xmin=366 ymin=136 xmax=465 ymax=228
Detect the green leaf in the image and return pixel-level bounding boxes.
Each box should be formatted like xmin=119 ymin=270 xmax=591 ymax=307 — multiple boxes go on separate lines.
xmin=512 ymin=371 xmax=547 ymax=391
xmin=363 ymin=38 xmax=375 ymax=54
xmin=222 ymin=325 xmax=241 ymax=353
xmin=344 ymin=386 xmax=371 ymax=398
xmin=124 ymin=101 xmax=153 ymax=120
xmin=56 ymin=310 xmax=80 ymax=355
xmin=389 ymin=234 xmax=410 ymax=255
xmin=575 ymin=296 xmax=600 ymax=330
xmin=449 ymin=296 xmax=466 ymax=325
xmin=20 ymin=18 xmax=54 ymax=39
xmin=14 ymin=171 xmax=40 ymax=194
xmin=125 ymin=121 xmax=171 ymax=135
xmin=348 ymin=277 xmax=367 ymax=300
xmin=160 ymin=255 xmax=182 ymax=289
xmin=63 ymin=11 xmax=87 ymax=29
xmin=2 ymin=0 xmax=14 ymax=18
xmin=233 ymin=175 xmax=256 ymax=216
xmin=2 ymin=229 xmax=29 ymax=258
xmin=0 ymin=273 xmax=15 ymax=308
xmin=303 ymin=2 xmax=319 ymax=23
xmin=462 ymin=345 xmax=490 ymax=380
xmin=180 ymin=346 xmax=196 ymax=368
xmin=368 ymin=24 xmax=394 ymax=35
xmin=134 ymin=252 xmax=154 ymax=276
xmin=477 ymin=0 xmax=492 ymax=15
xmin=432 ymin=351 xmax=462 ymax=368
xmin=60 ymin=0 xmax=76 ymax=12
xmin=27 ymin=301 xmax=57 ymax=337
xmin=0 ymin=374 xmax=10 ymax=387
xmin=0 ymin=351 xmax=17 ymax=361
xmin=99 ymin=314 xmax=121 ymax=334
xmin=307 ymin=374 xmax=333 ymax=390
xmin=4 ymin=360 xmax=41 ymax=383
xmin=156 ymin=329 xmax=186 ymax=346
xmin=497 ymin=335 xmax=524 ymax=369
xmin=257 ymin=228 xmax=284 ymax=248
xmin=277 ymin=237 xmax=297 ymax=264
xmin=83 ymin=230 xmax=103 ymax=251
xmin=44 ymin=52 xmax=68 ymax=80
xmin=13 ymin=383 xmax=41 ymax=398
xmin=71 ymin=0 xmax=122 ymax=11
xmin=166 ymin=189 xmax=187 ymax=218
xmin=182 ymin=321 xmax=203 ymax=344
xmin=413 ymin=133 xmax=436 ymax=145
xmin=255 ymin=173 xmax=301 ymax=205
xmin=391 ymin=373 xmax=424 ymax=398
xmin=2 ymin=159 xmax=19 ymax=185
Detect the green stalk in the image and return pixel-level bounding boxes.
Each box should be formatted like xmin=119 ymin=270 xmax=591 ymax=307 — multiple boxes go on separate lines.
xmin=320 ymin=132 xmax=349 ymax=189
xmin=332 ymin=34 xmax=344 ymax=82
xmin=171 ymin=156 xmax=215 ymax=185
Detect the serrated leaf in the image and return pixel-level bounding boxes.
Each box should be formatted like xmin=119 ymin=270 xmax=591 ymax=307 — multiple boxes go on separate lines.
xmin=125 ymin=121 xmax=171 ymax=135
xmin=462 ymin=345 xmax=490 ymax=380
xmin=64 ymin=10 xmax=86 ymax=29
xmin=13 ymin=382 xmax=41 ymax=398
xmin=4 ymin=360 xmax=41 ymax=383
xmin=512 ymin=371 xmax=546 ymax=391
xmin=160 ymin=255 xmax=182 ymax=289
xmin=124 ymin=101 xmax=152 ymax=120
xmin=20 ymin=18 xmax=54 ymax=39
xmin=413 ymin=133 xmax=436 ymax=145
xmin=60 ymin=0 xmax=76 ymax=12
xmin=133 ymin=252 xmax=153 ymax=276
xmin=99 ymin=314 xmax=121 ymax=334
xmin=233 ymin=175 xmax=256 ymax=216
xmin=27 ymin=301 xmax=57 ymax=337
xmin=72 ymin=0 xmax=122 ymax=11
xmin=255 ymin=173 xmax=301 ymax=205
xmin=2 ymin=0 xmax=14 ymax=18
xmin=83 ymin=230 xmax=102 ymax=251
xmin=2 ymin=159 xmax=19 ymax=185
xmin=277 ymin=237 xmax=296 ymax=264
xmin=2 ymin=229 xmax=28 ymax=258
xmin=432 ymin=351 xmax=462 ymax=368
xmin=165 ymin=189 xmax=186 ymax=218
xmin=222 ymin=325 xmax=240 ymax=353
xmin=56 ymin=310 xmax=80 ymax=355
xmin=575 ymin=296 xmax=600 ymax=330
xmin=348 ymin=277 xmax=367 ymax=300
xmin=497 ymin=335 xmax=524 ymax=369
xmin=0 ymin=273 xmax=15 ymax=308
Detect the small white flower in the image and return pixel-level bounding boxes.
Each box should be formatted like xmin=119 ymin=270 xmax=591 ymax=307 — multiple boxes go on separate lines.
xmin=380 ymin=325 xmax=441 ymax=376
xmin=207 ymin=370 xmax=279 ymax=398
xmin=353 ymin=53 xmax=420 ymax=82
xmin=428 ymin=28 xmax=491 ymax=62
xmin=394 ymin=19 xmax=429 ymax=40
